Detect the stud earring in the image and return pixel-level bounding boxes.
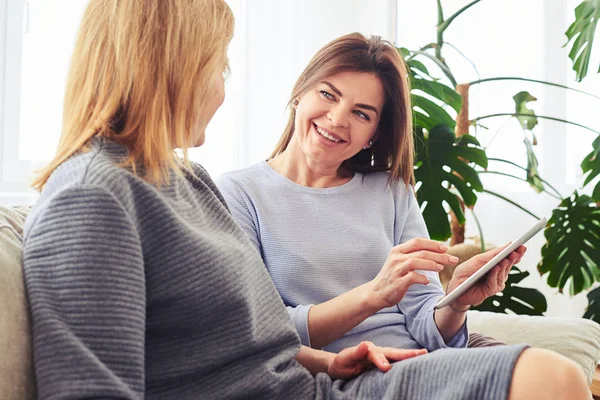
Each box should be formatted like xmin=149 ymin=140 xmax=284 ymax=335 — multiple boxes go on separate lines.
xmin=363 ymin=140 xmax=374 ymax=150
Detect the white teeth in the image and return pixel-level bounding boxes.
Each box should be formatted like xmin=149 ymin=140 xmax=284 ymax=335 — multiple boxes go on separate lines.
xmin=316 ymin=126 xmax=341 ymax=143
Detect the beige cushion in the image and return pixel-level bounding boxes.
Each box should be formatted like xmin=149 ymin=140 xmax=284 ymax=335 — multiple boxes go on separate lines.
xmin=467 ymin=310 xmax=600 ymax=385
xmin=0 ymin=206 xmax=35 ymax=399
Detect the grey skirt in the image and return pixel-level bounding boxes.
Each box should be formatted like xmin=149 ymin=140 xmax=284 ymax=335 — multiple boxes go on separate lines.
xmin=315 ymin=344 xmax=528 ymax=400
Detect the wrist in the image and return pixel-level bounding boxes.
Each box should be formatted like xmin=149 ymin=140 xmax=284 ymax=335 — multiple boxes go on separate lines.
xmin=448 ymin=302 xmax=470 ymax=313
xmin=297 ymin=346 xmax=334 ymax=375
xmin=359 ymin=281 xmax=386 ymax=314
xmin=445 ymin=285 xmax=470 ymax=313
xmin=321 ymin=350 xmax=335 ymax=374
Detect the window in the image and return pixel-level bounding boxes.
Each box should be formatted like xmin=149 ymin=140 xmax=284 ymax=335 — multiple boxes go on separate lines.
xmin=0 ymin=0 xmax=247 ymax=204
xmin=0 ymin=0 xmax=397 ymax=205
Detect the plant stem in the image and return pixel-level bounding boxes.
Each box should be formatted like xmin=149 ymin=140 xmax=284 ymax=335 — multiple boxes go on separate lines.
xmin=438 ymin=0 xmax=483 ymax=33
xmin=486 ymin=158 xmax=564 ymax=198
xmin=444 ymin=42 xmax=480 ymax=78
xmin=478 ymin=171 xmax=562 ymax=200
xmin=417 ymin=43 xmax=437 ymax=52
xmin=410 ymin=50 xmax=458 ymax=87
xmin=483 ymin=189 xmax=541 ymax=220
xmin=467 ymin=207 xmax=486 ymax=253
xmin=468 ymin=77 xmax=600 ymax=100
xmin=436 ymin=0 xmax=445 ymax=60
xmin=471 ymin=113 xmax=600 ymax=135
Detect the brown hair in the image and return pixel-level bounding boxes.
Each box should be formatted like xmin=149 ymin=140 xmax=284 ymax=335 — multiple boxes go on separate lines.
xmin=32 ymin=0 xmax=234 ymax=190
xmin=270 ymin=32 xmax=414 ymax=185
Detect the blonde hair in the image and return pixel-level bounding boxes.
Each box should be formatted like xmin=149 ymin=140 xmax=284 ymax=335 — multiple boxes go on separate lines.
xmin=270 ymin=33 xmax=414 ymax=185
xmin=32 ymin=0 xmax=234 ymax=190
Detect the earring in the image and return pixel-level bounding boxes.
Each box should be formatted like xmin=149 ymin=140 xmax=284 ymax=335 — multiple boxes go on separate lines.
xmin=363 ymin=140 xmax=374 ymax=150
xmin=292 ymin=99 xmax=299 ymax=107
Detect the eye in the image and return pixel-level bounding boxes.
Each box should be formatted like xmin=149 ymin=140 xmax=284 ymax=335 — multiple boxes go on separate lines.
xmin=354 ymin=110 xmax=370 ymax=121
xmin=320 ymin=90 xmax=335 ymax=100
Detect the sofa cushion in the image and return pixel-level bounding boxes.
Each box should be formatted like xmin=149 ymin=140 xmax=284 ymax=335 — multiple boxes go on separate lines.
xmin=0 ymin=206 xmax=36 ymax=399
xmin=467 ymin=309 xmax=600 ymax=384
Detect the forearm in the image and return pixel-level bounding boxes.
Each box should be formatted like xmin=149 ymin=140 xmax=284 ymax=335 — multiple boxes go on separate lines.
xmin=433 ymin=304 xmax=468 ymax=343
xmin=295 ymin=345 xmax=334 ymax=375
xmin=307 ymin=282 xmax=379 ymax=349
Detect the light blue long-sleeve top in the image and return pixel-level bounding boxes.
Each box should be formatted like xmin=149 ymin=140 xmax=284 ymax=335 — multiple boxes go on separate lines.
xmin=217 ymin=161 xmax=468 ymax=353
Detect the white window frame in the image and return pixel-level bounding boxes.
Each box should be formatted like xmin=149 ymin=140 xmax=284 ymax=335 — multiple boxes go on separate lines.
xmin=0 ymin=0 xmax=39 ymax=205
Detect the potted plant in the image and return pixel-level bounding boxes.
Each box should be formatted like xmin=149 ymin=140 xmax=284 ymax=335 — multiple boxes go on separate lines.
xmin=402 ymin=0 xmax=600 ymax=319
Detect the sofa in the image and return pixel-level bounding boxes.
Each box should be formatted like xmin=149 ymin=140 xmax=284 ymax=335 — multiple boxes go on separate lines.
xmin=2 ymin=205 xmax=600 ymax=399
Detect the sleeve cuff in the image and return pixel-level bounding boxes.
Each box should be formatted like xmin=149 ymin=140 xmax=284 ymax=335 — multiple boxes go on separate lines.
xmin=427 ymin=296 xmax=469 ymax=348
xmin=445 ymin=314 xmax=469 ymax=348
xmin=287 ymin=304 xmax=313 ymax=347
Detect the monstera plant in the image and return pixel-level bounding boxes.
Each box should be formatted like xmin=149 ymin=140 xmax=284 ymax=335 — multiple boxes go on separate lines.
xmin=401 ymin=0 xmax=600 ymax=319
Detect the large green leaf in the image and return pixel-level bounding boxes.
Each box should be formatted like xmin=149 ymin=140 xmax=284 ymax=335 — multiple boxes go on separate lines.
xmin=472 ymin=266 xmax=547 ymax=315
xmin=581 ymin=135 xmax=600 ymax=201
xmin=403 ymin=49 xmax=462 ymax=125
xmin=413 ymin=96 xmax=456 ymax=129
xmin=412 ymin=78 xmax=462 ymax=113
xmin=414 ymin=125 xmax=487 ymax=240
xmin=538 ymin=192 xmax=600 ymax=295
xmin=565 ymin=0 xmax=600 ymax=82
xmin=583 ymin=286 xmax=600 ymax=323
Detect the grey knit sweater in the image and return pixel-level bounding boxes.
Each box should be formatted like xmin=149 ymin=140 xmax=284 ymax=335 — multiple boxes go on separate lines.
xmin=22 ymin=138 xmax=316 ymax=399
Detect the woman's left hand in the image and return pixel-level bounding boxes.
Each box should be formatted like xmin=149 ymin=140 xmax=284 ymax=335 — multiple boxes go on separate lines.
xmin=444 ymin=244 xmax=527 ymax=310
xmin=327 ymin=341 xmax=427 ymax=380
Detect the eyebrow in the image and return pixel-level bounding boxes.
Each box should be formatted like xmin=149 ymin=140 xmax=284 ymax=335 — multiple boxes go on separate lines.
xmin=322 ymin=81 xmax=379 ymax=115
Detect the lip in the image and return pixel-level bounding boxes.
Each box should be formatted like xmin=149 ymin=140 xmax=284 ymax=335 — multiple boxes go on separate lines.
xmin=313 ymin=122 xmax=346 ymax=143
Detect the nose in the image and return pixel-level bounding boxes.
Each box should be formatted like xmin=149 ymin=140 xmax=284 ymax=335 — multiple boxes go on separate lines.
xmin=327 ymin=104 xmax=349 ymax=128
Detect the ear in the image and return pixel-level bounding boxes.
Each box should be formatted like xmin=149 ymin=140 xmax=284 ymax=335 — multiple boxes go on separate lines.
xmin=369 ymin=132 xmax=380 ymax=147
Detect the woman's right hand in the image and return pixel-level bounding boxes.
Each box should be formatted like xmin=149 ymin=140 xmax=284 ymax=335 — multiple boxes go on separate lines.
xmin=367 ymin=238 xmax=459 ymax=309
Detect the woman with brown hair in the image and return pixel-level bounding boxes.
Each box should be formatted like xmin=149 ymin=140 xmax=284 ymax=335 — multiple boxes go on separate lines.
xmin=218 ymin=33 xmax=590 ymax=399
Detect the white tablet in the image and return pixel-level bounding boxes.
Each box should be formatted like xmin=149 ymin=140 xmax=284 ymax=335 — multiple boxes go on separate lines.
xmin=434 ymin=217 xmax=548 ymax=310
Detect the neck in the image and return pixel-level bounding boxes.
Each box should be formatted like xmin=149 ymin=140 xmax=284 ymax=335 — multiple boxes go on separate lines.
xmin=268 ymin=139 xmax=352 ymax=188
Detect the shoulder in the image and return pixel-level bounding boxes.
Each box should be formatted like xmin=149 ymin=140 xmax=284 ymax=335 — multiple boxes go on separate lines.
xmin=216 ymin=163 xmax=268 ymax=198
xmin=360 ymin=171 xmax=415 ymax=198
xmin=26 ymin=142 xmax=146 ymax=237
xmin=217 ymin=163 xmax=265 ymax=186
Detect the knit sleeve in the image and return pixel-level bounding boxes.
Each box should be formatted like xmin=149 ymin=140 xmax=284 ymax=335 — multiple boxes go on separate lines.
xmin=23 ymin=185 xmax=146 ymax=399
xmin=395 ymin=186 xmax=468 ymax=350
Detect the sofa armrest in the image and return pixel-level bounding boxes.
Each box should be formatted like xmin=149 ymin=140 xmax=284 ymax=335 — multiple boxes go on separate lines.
xmin=467 ymin=310 xmax=600 ymax=385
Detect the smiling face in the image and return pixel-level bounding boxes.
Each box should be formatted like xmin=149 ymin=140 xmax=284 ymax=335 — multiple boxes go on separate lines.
xmin=291 ymin=70 xmax=385 ymax=171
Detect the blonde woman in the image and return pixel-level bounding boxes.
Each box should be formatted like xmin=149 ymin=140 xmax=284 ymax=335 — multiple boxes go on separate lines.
xmin=217 ymin=33 xmax=591 ymax=399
